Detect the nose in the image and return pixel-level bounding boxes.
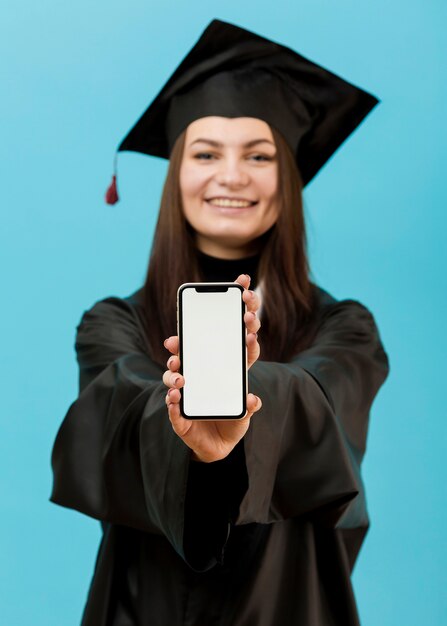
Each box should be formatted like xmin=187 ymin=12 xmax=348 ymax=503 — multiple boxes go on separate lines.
xmin=214 ymin=157 xmax=249 ymax=188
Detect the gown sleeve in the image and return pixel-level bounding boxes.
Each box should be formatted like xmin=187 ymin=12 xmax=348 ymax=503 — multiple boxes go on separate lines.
xmin=50 ymin=295 xmax=233 ymax=569
xmin=236 ymin=296 xmax=390 ymax=538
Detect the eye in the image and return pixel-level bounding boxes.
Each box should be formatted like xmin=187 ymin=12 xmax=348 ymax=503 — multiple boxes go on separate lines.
xmin=193 ymin=152 xmax=216 ymax=160
xmin=248 ymin=154 xmax=274 ymax=162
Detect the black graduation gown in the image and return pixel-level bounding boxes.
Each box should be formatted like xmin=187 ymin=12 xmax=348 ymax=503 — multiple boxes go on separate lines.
xmin=50 ymin=254 xmax=389 ymax=626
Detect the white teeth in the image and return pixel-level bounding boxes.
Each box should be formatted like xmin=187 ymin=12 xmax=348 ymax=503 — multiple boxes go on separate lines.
xmin=207 ymin=198 xmax=254 ymax=208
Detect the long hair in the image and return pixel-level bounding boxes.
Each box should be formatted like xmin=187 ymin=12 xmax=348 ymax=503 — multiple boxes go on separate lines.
xmin=142 ymin=124 xmax=318 ymax=367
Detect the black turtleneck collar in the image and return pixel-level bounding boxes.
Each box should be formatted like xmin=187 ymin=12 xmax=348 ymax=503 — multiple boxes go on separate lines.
xmin=196 ymin=249 xmax=261 ymax=289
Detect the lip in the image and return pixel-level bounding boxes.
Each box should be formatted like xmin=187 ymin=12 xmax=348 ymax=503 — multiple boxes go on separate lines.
xmin=203 ymin=199 xmax=258 ymax=215
xmin=205 ymin=197 xmax=258 ymax=204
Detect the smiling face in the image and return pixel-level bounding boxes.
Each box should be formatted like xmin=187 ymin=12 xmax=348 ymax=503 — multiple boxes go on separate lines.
xmin=179 ymin=116 xmax=279 ymax=259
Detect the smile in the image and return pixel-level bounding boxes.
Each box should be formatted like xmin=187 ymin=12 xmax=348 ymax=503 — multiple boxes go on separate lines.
xmin=206 ymin=197 xmax=258 ymax=208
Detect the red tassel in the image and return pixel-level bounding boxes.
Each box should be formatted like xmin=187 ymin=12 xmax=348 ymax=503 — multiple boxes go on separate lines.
xmin=105 ymin=175 xmax=119 ymax=205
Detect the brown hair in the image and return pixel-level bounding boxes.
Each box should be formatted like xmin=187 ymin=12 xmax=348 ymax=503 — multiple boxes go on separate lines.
xmin=142 ymin=124 xmax=318 ymax=367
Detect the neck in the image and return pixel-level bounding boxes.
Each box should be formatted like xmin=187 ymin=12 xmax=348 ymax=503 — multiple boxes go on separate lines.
xmin=194 ymin=235 xmax=265 ymax=260
xmin=196 ymin=247 xmax=261 ymax=288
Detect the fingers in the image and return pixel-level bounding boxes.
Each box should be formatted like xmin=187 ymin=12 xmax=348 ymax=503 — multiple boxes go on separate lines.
xmin=234 ymin=274 xmax=251 ymax=290
xmin=163 ymin=336 xmax=182 ymax=389
xmin=165 ymin=386 xmax=180 ymax=404
xmin=244 ymin=310 xmax=261 ymax=334
xmin=163 ymin=341 xmax=183 ymax=413
xmin=246 ymin=392 xmax=262 ymax=416
xmin=164 ymin=336 xmax=179 ymax=355
xmin=162 ymin=369 xmax=184 ymax=389
xmin=163 ymin=346 xmax=183 ymax=388
xmin=246 ymin=331 xmax=260 ymax=369
xmin=242 ymin=288 xmax=260 ymax=313
xmin=166 ymin=354 xmax=180 ymax=372
xmin=166 ymin=399 xmax=191 ymax=438
xmin=236 ymin=278 xmax=260 ymax=366
xmin=235 ymin=275 xmax=260 ymax=312
xmin=165 ymin=383 xmax=185 ymax=435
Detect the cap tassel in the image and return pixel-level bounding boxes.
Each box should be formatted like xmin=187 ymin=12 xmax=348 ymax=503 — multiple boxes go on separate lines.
xmin=105 ymin=174 xmax=119 ymax=204
xmin=105 ymin=153 xmax=119 ymax=205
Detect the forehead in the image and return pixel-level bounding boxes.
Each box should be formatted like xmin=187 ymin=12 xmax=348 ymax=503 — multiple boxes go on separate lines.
xmin=184 ymin=116 xmax=274 ymax=145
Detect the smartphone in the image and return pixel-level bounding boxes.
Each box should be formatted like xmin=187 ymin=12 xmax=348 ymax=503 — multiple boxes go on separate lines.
xmin=177 ymin=282 xmax=247 ymax=420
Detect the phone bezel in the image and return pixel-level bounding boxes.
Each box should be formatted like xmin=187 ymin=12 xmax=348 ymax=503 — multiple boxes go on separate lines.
xmin=177 ymin=282 xmax=247 ymax=420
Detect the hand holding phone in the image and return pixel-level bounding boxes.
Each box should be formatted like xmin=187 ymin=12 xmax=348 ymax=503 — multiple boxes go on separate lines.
xmin=162 ymin=274 xmax=262 ymax=462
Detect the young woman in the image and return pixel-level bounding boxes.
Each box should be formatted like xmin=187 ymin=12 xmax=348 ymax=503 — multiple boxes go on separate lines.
xmin=51 ymin=20 xmax=389 ymax=626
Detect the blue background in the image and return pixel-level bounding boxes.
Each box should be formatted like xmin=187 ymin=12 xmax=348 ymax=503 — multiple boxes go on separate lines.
xmin=1 ymin=1 xmax=445 ymax=624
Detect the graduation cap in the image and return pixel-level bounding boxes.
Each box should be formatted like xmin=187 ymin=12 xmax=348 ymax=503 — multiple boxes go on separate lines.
xmin=105 ymin=19 xmax=379 ymax=204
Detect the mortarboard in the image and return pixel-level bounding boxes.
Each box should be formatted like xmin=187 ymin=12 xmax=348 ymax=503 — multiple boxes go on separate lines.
xmin=105 ymin=19 xmax=379 ymax=204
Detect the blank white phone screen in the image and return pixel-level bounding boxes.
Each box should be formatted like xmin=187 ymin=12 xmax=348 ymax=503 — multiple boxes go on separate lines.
xmin=181 ymin=286 xmax=244 ymax=417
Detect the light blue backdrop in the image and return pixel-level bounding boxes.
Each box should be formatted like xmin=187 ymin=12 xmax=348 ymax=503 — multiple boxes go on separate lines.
xmin=1 ymin=1 xmax=445 ymax=624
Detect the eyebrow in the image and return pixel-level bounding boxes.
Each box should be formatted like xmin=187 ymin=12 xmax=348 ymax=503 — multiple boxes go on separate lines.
xmin=189 ymin=138 xmax=275 ymax=149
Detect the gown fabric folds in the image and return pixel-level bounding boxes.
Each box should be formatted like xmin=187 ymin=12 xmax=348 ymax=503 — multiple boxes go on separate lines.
xmin=50 ymin=254 xmax=389 ymax=626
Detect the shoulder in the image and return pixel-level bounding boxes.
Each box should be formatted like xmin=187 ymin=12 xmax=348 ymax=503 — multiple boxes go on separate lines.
xmin=308 ymin=285 xmax=390 ymax=381
xmin=312 ymin=284 xmax=385 ymax=345
xmin=313 ymin=283 xmax=377 ymax=320
xmin=78 ymin=287 xmax=144 ymax=325
xmin=76 ymin=287 xmax=148 ymax=353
